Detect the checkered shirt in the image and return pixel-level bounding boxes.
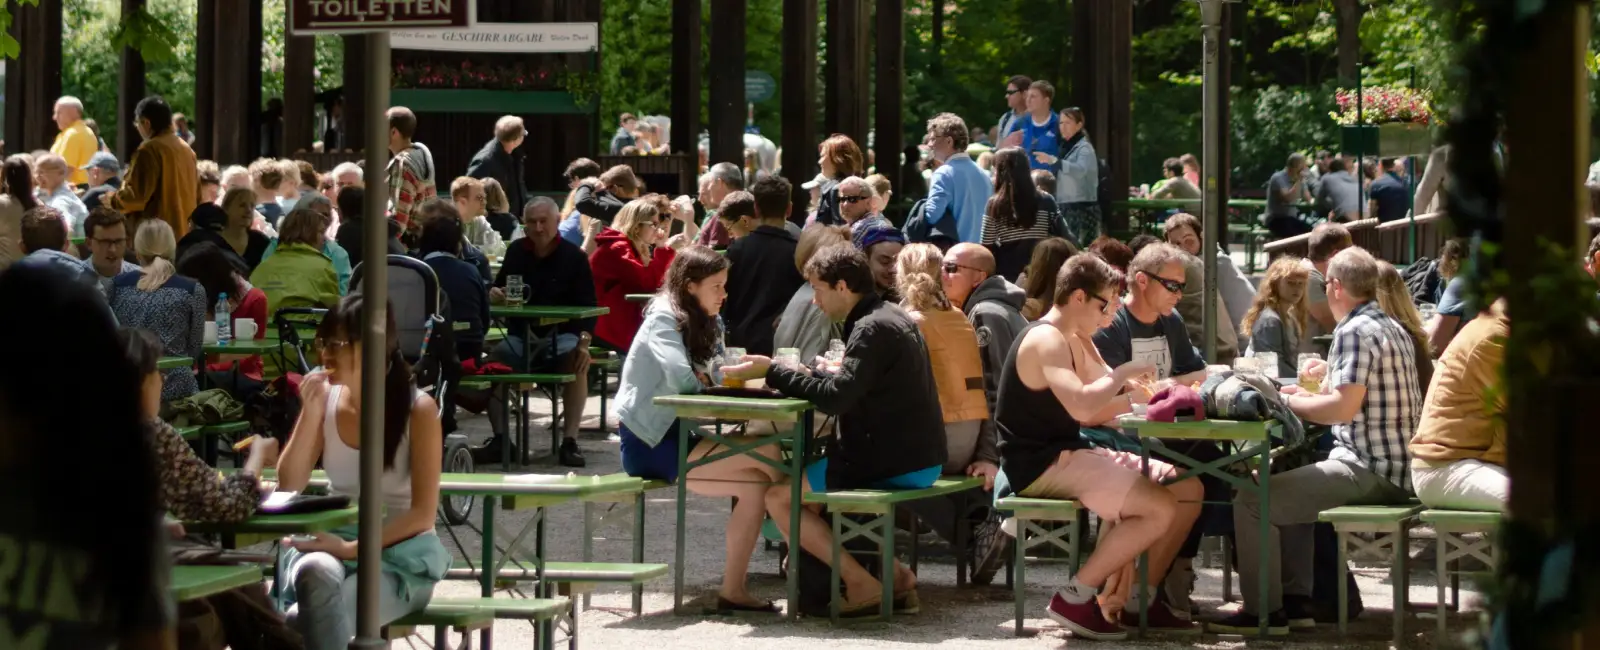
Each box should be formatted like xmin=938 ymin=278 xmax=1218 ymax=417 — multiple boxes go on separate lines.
xmin=1326 ymin=301 xmax=1422 ymax=492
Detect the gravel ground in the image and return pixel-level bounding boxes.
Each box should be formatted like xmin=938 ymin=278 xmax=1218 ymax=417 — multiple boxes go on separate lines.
xmin=397 ymin=391 xmax=1486 ymax=649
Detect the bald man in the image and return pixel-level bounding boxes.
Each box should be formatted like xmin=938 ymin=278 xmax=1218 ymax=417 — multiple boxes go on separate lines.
xmin=932 ymin=242 xmax=1028 ymax=584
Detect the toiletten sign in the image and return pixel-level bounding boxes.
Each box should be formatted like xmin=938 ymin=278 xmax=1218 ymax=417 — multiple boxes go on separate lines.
xmin=291 ymin=0 xmax=475 ymax=35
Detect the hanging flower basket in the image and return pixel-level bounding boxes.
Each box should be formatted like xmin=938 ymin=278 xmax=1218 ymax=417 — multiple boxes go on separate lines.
xmin=1340 ymin=123 xmax=1435 ymax=158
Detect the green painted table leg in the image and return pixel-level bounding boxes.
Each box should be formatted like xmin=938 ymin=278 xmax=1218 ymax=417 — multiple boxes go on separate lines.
xmin=1392 ymin=525 xmax=1407 ymax=645
xmin=1337 ymin=532 xmax=1350 ymax=634
xmin=829 ymin=506 xmax=842 ymax=623
xmin=1013 ymin=518 xmax=1027 ymax=636
xmin=633 ymin=490 xmax=646 ymax=615
xmin=1436 ymin=532 xmax=1448 ymax=640
xmin=1138 ymin=442 xmax=1151 ymax=636
xmin=880 ymin=509 xmax=894 ymax=621
xmin=481 ymin=494 xmax=497 ymax=648
xmin=788 ymin=416 xmax=806 ymax=620
xmin=537 ymin=508 xmax=552 ymax=650
xmin=673 ymin=420 xmax=689 ymax=614
xmin=1258 ymin=442 xmax=1272 ymax=638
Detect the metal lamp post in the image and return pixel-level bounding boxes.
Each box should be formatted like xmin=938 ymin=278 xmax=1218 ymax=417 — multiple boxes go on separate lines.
xmin=1196 ymin=0 xmax=1234 ymax=363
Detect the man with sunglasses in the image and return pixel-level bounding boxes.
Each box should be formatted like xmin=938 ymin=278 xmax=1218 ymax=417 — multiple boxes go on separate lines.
xmin=1091 ymin=242 xmax=1215 ymax=619
xmin=837 ymin=176 xmax=890 ymax=234
xmin=996 ymin=75 xmax=1033 ymax=143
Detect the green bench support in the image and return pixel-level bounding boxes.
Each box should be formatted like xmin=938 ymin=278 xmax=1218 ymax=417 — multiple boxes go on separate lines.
xmin=581 ymin=476 xmax=669 ymax=614
xmin=402 ymin=596 xmax=573 ymax=649
xmin=384 ymin=606 xmax=494 ymax=649
xmin=460 ymin=373 xmax=578 ymax=469
xmin=589 ymin=347 xmax=621 ymax=433
xmin=1318 ymin=503 xmax=1424 ymax=644
xmin=803 ymin=476 xmax=985 ymax=622
xmin=1420 ymin=509 xmax=1501 ymax=639
xmin=995 ymin=496 xmax=1084 ymax=637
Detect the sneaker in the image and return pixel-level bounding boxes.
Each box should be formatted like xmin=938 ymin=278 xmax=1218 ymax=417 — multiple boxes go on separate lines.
xmin=1119 ymin=600 xmax=1201 ymax=634
xmin=1046 ymin=592 xmax=1128 ymax=641
xmin=1282 ymin=595 xmax=1318 ymax=631
xmin=1205 ymin=610 xmax=1290 ymax=636
xmin=469 ymin=436 xmax=520 ymax=465
xmin=970 ymin=514 xmax=1009 ymax=586
xmin=559 ymin=438 xmax=587 ymax=467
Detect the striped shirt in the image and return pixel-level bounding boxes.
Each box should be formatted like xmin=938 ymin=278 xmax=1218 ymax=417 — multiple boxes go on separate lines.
xmin=980 ymin=192 xmax=1061 ymax=246
xmin=1327 ymin=300 xmax=1422 ymax=491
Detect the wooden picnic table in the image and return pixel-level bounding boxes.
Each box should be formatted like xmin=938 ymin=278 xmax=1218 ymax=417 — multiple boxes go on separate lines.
xmin=489 ymin=305 xmax=609 ymax=327
xmin=170 ymin=564 xmax=263 ymax=602
xmin=158 ymin=356 xmax=194 ymax=370
xmin=653 ymin=394 xmax=815 ymax=618
xmin=1119 ymin=415 xmax=1280 ymax=637
xmin=487 ymin=305 xmax=611 ymax=460
xmin=625 ymin=293 xmax=653 ymax=304
xmin=201 ymin=338 xmax=284 ymax=356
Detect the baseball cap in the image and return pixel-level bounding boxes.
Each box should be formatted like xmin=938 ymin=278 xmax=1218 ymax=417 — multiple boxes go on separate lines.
xmin=81 ymin=152 xmax=121 ymax=174
xmin=800 ymin=173 xmax=829 ymax=191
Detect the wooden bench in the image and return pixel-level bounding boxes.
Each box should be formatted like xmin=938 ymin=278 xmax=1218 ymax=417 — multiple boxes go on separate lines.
xmin=1419 ymin=509 xmax=1501 ymax=639
xmin=459 ymin=372 xmax=579 ymax=468
xmin=1318 ymin=503 xmax=1424 ymax=644
xmin=581 ymin=476 xmax=670 ymax=613
xmin=395 ymin=596 xmax=573 ymax=649
xmin=588 ymin=347 xmax=621 ymax=433
xmin=802 ymin=476 xmax=986 ymax=622
xmin=383 ymin=606 xmax=494 ymax=648
xmin=995 ymin=496 xmax=1084 ymax=636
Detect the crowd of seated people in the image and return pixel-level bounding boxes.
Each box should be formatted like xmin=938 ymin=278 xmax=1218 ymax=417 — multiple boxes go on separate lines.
xmin=0 ymin=93 xmax=1526 ymax=647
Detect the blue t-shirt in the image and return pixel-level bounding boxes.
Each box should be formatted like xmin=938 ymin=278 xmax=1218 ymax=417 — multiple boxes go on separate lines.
xmin=1435 ymin=275 xmax=1472 ymax=334
xmin=558 ymin=210 xmax=584 ymax=247
xmin=1018 ymin=113 xmax=1061 ymax=171
xmin=1368 ymin=173 xmax=1410 ymax=223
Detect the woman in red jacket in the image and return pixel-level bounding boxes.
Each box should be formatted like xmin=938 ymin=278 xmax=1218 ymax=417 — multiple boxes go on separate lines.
xmin=590 ymin=196 xmax=696 ymax=350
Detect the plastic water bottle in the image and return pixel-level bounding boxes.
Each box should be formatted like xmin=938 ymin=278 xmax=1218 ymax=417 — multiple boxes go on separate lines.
xmin=215 ymin=292 xmax=231 ymax=345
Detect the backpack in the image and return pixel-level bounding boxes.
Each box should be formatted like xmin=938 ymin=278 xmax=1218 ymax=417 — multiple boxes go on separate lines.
xmin=902 ymin=197 xmax=959 ymax=250
xmin=1401 ymin=257 xmax=1441 ymax=305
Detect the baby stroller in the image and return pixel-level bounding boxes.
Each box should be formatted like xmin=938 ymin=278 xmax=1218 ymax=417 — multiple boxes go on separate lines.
xmin=351 ymin=254 xmax=475 ymax=525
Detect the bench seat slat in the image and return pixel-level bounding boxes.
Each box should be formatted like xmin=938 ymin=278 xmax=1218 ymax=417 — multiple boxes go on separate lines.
xmin=445 ymin=561 xmax=668 ymax=584
xmin=425 ymin=596 xmax=571 ymax=620
xmin=460 ymin=373 xmax=578 ymax=387
xmin=803 ymin=477 xmax=984 ymax=512
xmin=1317 ymin=504 xmax=1424 ymax=524
xmin=1419 ymin=509 xmax=1502 ymax=527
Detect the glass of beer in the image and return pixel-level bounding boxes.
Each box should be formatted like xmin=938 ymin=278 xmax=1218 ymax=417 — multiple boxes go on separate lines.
xmin=721 ymin=348 xmax=747 ymax=388
xmin=1297 ymin=353 xmax=1325 ymax=393
xmin=506 ymin=275 xmax=525 ymax=307
xmin=1253 ymin=351 xmax=1280 ymax=379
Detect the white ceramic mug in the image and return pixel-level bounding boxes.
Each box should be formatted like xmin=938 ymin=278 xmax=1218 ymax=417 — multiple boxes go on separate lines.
xmin=234 ymin=319 xmax=259 ymax=340
xmin=204 ymin=321 xmax=218 ymax=344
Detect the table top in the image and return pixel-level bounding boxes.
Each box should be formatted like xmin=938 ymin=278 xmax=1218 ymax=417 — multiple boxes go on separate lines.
xmin=202 ymin=338 xmax=283 ymax=355
xmin=490 ymin=305 xmax=610 ymax=320
xmin=625 ymin=293 xmax=654 ymax=303
xmin=653 ymin=394 xmax=813 ymax=423
xmin=260 ymin=469 xmax=644 ymax=498
xmin=181 ymin=507 xmax=360 ymax=535
xmin=158 ymin=356 xmax=194 ymax=370
xmin=1118 ymin=416 xmax=1278 ymax=441
xmin=170 ymin=565 xmax=262 ymax=602
xmin=1114 ymin=198 xmax=1313 ymax=210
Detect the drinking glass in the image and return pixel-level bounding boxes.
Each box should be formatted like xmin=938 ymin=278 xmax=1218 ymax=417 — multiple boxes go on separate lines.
xmin=506 ymin=275 xmax=525 ymax=307
xmin=1232 ymin=356 xmax=1261 ymax=375
xmin=774 ymin=347 xmax=801 ymax=370
xmin=719 ymin=347 xmax=747 ymax=387
xmin=824 ymin=338 xmax=846 ymax=366
xmin=1253 ymin=351 xmax=1280 ymax=378
xmin=1297 ymin=353 xmax=1325 ymax=393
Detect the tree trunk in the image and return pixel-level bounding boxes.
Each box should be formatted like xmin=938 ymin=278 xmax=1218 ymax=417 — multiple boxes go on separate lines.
xmin=931 ymin=0 xmax=944 ymax=77
xmin=1335 ymin=0 xmax=1361 ymax=86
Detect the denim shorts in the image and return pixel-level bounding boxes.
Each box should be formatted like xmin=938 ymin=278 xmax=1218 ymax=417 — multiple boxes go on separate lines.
xmin=619 ymin=419 xmax=701 ymax=484
xmin=805 ymin=458 xmax=943 ymax=494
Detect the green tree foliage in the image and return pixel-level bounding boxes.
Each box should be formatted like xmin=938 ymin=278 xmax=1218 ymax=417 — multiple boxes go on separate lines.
xmin=60 ymin=0 xmax=341 ymax=151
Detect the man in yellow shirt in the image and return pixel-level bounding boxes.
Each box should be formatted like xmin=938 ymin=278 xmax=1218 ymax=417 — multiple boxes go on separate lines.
xmin=50 ymin=96 xmax=98 ymax=187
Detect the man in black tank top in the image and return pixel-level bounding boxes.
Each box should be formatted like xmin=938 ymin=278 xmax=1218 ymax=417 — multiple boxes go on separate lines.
xmin=993 ymin=254 xmax=1204 ymax=639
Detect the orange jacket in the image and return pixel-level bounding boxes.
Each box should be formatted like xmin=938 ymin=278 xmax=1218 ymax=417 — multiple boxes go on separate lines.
xmin=910 ymin=307 xmax=990 ymax=424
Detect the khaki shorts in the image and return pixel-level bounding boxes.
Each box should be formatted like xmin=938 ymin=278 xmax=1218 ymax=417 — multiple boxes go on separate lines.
xmin=1018 ymin=448 xmax=1179 ymax=524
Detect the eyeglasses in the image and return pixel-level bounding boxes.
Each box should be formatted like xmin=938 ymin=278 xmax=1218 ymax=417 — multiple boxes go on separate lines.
xmin=838 ymin=194 xmax=869 ymax=204
xmin=1089 ymin=294 xmax=1117 ymax=315
xmin=1005 ymin=88 xmax=1021 ymax=96
xmin=1144 ymin=273 xmax=1187 ymax=294
xmin=941 ymin=261 xmax=985 ymax=275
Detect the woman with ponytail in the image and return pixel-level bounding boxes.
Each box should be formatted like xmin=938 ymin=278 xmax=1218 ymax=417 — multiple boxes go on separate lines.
xmin=274 ymin=294 xmax=448 ymax=649
xmin=110 ymin=218 xmax=207 ymax=401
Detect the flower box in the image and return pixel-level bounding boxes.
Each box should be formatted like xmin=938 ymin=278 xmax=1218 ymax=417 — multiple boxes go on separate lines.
xmin=388 ymin=89 xmax=594 ymax=115
xmin=1340 ymin=123 xmax=1434 ymax=158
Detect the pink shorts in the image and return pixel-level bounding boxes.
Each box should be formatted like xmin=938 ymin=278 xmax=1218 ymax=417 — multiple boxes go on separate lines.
xmin=1018 ymin=448 xmax=1179 ymax=523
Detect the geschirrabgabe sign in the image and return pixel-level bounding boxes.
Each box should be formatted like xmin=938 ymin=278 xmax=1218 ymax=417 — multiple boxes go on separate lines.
xmin=291 ymin=0 xmax=476 ymax=35
xmin=391 ymin=23 xmax=599 ymax=53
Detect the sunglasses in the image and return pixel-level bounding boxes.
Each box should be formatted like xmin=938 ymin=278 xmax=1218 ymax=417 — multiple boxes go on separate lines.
xmin=1145 ymin=273 xmax=1187 ymax=294
xmin=838 ymin=194 xmax=869 ymax=204
xmin=1005 ymin=88 xmax=1021 ymax=96
xmin=942 ymin=261 xmax=984 ymax=274
xmin=1089 ymin=294 xmax=1117 ymax=315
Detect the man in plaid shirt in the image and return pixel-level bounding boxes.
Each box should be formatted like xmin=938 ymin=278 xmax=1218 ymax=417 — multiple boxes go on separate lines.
xmin=385 ymin=106 xmax=438 ymax=233
xmin=1209 ymin=247 xmax=1421 ymax=636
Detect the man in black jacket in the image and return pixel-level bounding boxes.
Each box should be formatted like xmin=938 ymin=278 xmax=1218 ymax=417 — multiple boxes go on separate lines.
xmin=466 ymin=116 xmax=529 ymax=216
xmin=726 ymin=245 xmax=946 ymax=612
xmin=723 ymin=176 xmax=804 ymax=356
xmin=573 ymin=165 xmax=641 ymax=227
xmin=482 ymin=196 xmax=597 ymax=467
xmin=334 ymin=186 xmax=405 ymax=271
xmin=417 ymin=211 xmax=489 ymax=434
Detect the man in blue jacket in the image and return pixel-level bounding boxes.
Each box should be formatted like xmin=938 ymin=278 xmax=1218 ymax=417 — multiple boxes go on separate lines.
xmin=922 ymin=113 xmax=993 ymax=246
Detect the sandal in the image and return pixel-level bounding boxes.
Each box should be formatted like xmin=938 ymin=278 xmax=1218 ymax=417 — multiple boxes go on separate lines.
xmin=893 ymin=590 xmax=921 ymax=615
xmin=713 ymin=596 xmax=780 ymax=615
xmin=837 ymin=595 xmax=885 ymax=618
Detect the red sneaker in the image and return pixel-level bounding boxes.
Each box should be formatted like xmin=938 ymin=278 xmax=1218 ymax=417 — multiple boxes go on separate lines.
xmin=1119 ymin=600 xmax=1202 ymax=634
xmin=1046 ymin=591 xmax=1128 ymax=641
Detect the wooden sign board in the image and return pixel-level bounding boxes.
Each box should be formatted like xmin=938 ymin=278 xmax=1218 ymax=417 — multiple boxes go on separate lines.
xmin=290 ymin=0 xmax=475 ymax=35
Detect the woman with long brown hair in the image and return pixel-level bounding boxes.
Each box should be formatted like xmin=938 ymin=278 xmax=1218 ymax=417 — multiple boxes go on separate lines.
xmin=615 ymin=245 xmax=789 ymax=613
xmin=984 ymin=147 xmax=1068 ymax=281
xmin=1019 ymin=237 xmax=1079 ymax=320
xmin=813 ymin=134 xmax=866 ymax=226
xmin=1239 ymin=256 xmax=1311 ymax=377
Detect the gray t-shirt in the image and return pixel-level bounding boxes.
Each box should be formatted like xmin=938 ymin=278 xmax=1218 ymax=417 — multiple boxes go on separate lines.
xmin=1300 ymin=259 xmax=1330 ymax=353
xmin=1092 ymin=306 xmax=1208 ymax=380
xmin=1314 ymin=170 xmax=1361 ymax=221
xmin=1435 ymin=275 xmax=1473 ymax=334
xmin=1267 ymin=170 xmax=1304 ymax=218
xmin=1246 ymin=307 xmax=1301 ymax=377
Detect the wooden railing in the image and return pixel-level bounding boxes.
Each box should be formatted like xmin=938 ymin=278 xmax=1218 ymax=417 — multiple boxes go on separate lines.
xmin=1263 ymin=218 xmax=1380 ymax=260
xmin=1375 ymin=212 xmax=1451 ymax=262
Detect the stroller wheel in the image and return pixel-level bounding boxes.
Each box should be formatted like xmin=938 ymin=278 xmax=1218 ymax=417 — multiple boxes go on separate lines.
xmin=442 ymin=435 xmax=475 ymax=525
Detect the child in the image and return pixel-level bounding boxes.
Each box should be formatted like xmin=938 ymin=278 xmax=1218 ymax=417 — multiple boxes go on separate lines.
xmin=1240 ymin=256 xmax=1311 ymax=377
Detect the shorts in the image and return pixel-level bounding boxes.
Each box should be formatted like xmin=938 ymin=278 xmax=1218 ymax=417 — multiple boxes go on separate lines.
xmin=619 ymin=420 xmax=701 ymax=484
xmin=805 ymin=457 xmax=943 ymax=494
xmin=1018 ymin=448 xmax=1179 ymax=524
xmin=490 ymin=333 xmax=580 ymax=373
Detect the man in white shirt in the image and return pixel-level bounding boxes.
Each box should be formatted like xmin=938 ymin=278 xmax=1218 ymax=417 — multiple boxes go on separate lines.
xmin=32 ymin=153 xmax=88 ymax=236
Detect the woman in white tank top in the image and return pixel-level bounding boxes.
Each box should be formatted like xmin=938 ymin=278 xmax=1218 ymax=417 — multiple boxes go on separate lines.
xmin=275 ymin=295 xmax=449 ymax=650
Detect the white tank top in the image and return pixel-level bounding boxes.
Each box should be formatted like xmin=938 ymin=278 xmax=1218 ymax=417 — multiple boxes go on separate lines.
xmin=322 ymin=384 xmax=417 ymax=522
